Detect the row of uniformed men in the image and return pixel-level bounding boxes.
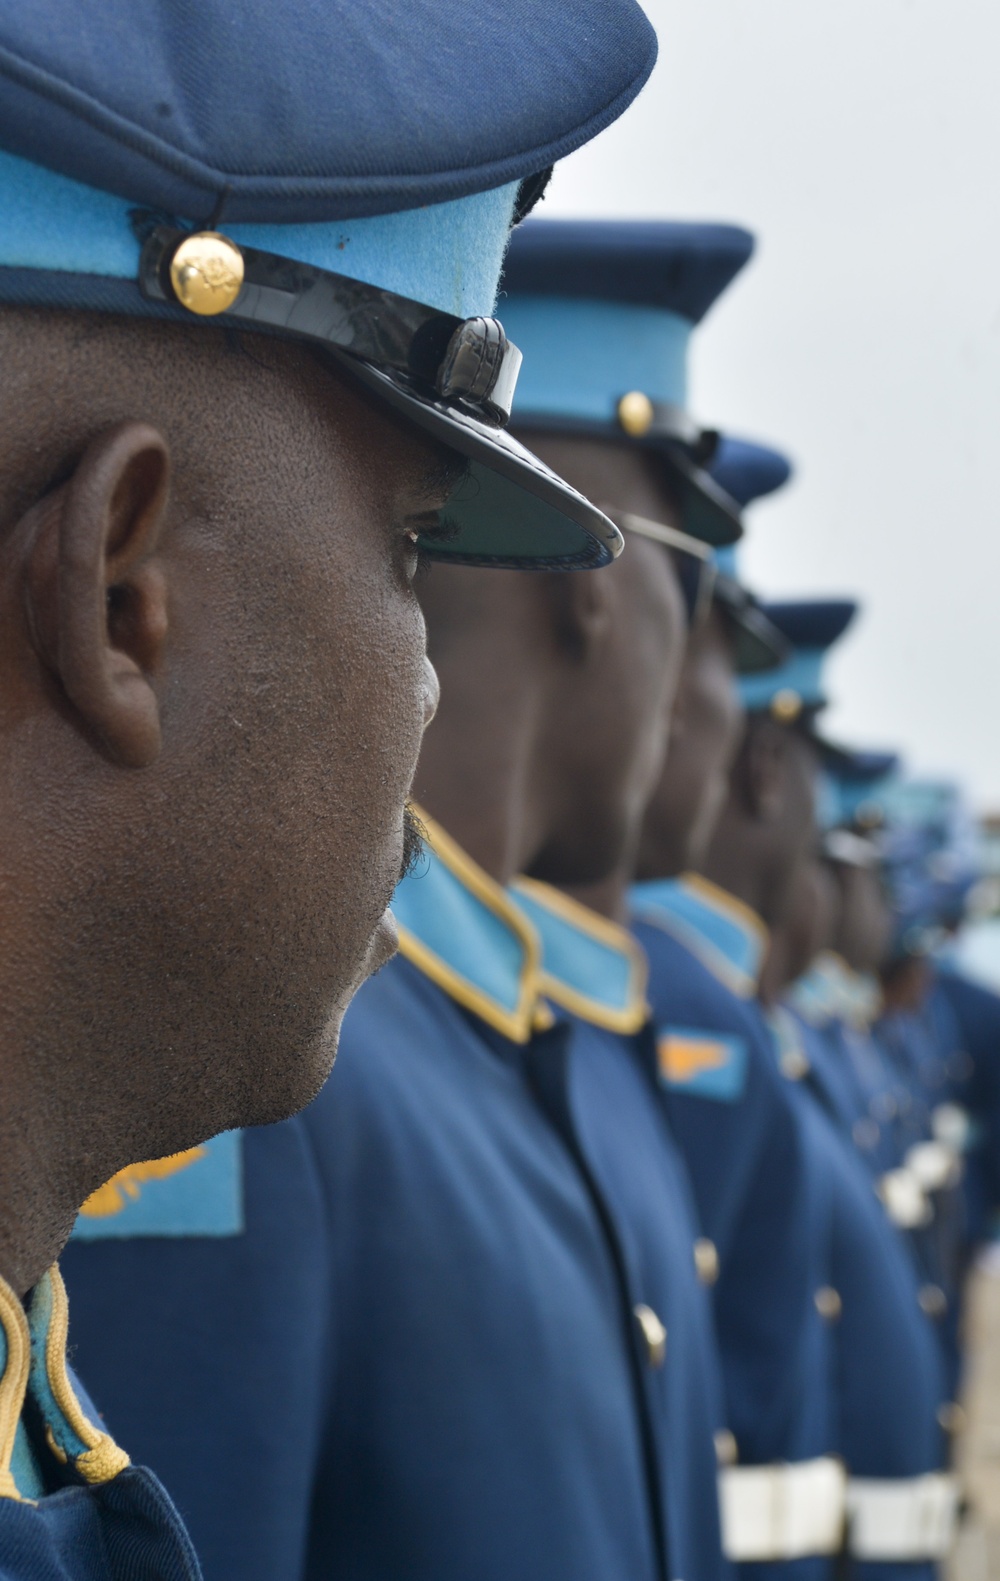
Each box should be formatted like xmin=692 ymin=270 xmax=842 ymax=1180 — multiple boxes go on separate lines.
xmin=58 ymin=226 xmax=1000 ymax=1580
xmin=2 ymin=3 xmax=997 ymax=1580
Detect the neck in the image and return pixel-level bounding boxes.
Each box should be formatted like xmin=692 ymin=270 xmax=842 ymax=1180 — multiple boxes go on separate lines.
xmin=414 ymin=667 xmax=550 ymax=887
xmin=562 ymin=858 xmax=632 ymax=926
xmin=757 ymin=935 xmax=788 ymax=1008
xmin=0 ymin=1055 xmax=80 ymax=1297
xmin=700 ymin=815 xmax=780 ymax=929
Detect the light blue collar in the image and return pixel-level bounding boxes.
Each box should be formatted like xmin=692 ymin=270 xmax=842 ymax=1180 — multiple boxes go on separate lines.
xmin=630 ymin=874 xmax=769 ymax=998
xmin=0 ymin=1266 xmax=130 ymax=1502
xmin=391 ymin=811 xmax=546 ymax=1044
xmin=511 ymin=878 xmax=648 ymax=1032
xmin=787 ymin=951 xmax=881 ymax=1030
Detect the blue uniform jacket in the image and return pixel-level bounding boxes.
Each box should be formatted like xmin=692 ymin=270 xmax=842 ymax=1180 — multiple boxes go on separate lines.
xmin=787 ymin=957 xmax=902 ymax=1176
xmin=769 ymin=1010 xmax=949 ymax=1581
xmin=512 ymin=877 xmax=730 ymax=1581
xmin=933 ymin=965 xmax=1000 ymax=1240
xmin=871 ymin=985 xmax=968 ymax=1396
xmin=0 ymin=1266 xmax=200 ymax=1581
xmin=63 ymin=814 xmax=724 ymax=1581
xmin=631 ymin=876 xmax=839 ymax=1581
xmin=632 ymin=878 xmax=951 ymax=1579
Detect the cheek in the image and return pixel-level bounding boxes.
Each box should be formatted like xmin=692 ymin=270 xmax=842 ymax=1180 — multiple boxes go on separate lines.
xmin=308 ymin=556 xmax=429 ymax=878
xmin=182 ymin=523 xmax=430 ymax=979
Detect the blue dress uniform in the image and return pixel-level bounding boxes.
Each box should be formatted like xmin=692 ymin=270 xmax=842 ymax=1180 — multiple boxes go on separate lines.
xmin=933 ymin=965 xmax=1000 ymax=1243
xmin=631 ymin=872 xmax=953 ymax=1581
xmin=14 ymin=0 xmax=660 ymax=1573
xmin=630 ymin=876 xmax=844 ymax=1581
xmin=66 ymin=812 xmax=722 ymax=1581
xmin=872 ymin=781 xmax=986 ymax=1393
xmin=753 ymin=603 xmax=956 ymax=1576
xmin=787 ymin=952 xmax=902 ymax=1176
xmin=299 ymin=814 xmax=725 ymax=1581
xmin=768 ymin=1009 xmax=952 ymax=1581
xmin=511 ymin=877 xmax=731 ymax=1581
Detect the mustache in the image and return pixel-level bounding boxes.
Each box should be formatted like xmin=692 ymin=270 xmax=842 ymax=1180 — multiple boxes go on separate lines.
xmin=400 ymin=802 xmax=427 ymax=882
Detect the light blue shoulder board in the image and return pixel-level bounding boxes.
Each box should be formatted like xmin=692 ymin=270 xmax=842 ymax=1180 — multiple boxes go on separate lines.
xmin=70 ymin=1131 xmax=243 ymax=1240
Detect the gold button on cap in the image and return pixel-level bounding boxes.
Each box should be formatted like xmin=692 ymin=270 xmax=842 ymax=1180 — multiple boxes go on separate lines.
xmin=771 ymin=688 xmax=803 ymax=724
xmin=919 ymin=1284 xmax=948 ymax=1319
xmin=815 ymin=1285 xmax=842 ymax=1321
xmin=633 ymin=1302 xmax=667 ymax=1368
xmin=617 ymin=390 xmax=655 ymax=437
xmin=715 ymin=1428 xmax=738 ymax=1466
xmin=694 ymin=1238 xmax=720 ymax=1286
xmin=169 ymin=232 xmax=245 ymax=316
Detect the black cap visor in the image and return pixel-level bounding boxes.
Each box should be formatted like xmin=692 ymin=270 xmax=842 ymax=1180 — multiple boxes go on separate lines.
xmin=333 ymin=354 xmax=624 ymax=569
xmin=511 ymin=411 xmax=742 ymax=549
xmin=138 ymin=223 xmax=622 ymax=571
xmin=715 ymin=577 xmax=790 ymax=674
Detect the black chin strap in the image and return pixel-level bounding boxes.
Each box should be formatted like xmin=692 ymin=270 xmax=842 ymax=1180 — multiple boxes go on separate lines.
xmin=135 ymin=221 xmax=522 ymax=425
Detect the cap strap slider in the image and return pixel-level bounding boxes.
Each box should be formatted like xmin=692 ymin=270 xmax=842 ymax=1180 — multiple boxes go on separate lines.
xmin=438 ymin=317 xmax=522 ymax=422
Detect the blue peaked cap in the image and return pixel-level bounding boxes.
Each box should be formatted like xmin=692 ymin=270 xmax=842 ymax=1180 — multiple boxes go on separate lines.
xmin=501 ymin=220 xmax=755 ymax=547
xmin=0 ymin=0 xmax=656 ymax=227
xmin=711 ymin=436 xmax=793 ymax=508
xmin=739 ymin=599 xmax=858 ymax=716
xmin=817 ymin=748 xmax=902 ymax=831
xmin=705 ymin=437 xmax=793 ymax=674
xmin=880 ymin=780 xmax=982 ymax=950
xmin=503 ymin=219 xmax=752 ymax=419
xmin=0 ymin=0 xmax=655 ymax=315
xmin=710 ymin=437 xmax=793 ymax=581
xmin=0 ymin=0 xmax=659 ymax=573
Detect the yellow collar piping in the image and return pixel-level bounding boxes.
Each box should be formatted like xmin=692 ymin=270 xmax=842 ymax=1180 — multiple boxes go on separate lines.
xmin=395 ymin=808 xmax=547 ymax=1044
xmin=512 ymin=877 xmax=649 ymax=1034
xmin=0 ymin=1264 xmax=129 ymax=1501
xmin=681 ymin=873 xmax=771 ymax=958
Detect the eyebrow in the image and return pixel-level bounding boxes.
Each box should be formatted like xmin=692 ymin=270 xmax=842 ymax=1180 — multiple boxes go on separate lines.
xmin=418 ymin=451 xmax=471 ymax=506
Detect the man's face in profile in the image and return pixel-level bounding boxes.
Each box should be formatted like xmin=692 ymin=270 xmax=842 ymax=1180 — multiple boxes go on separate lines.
xmin=0 ymin=309 xmax=447 ymax=1187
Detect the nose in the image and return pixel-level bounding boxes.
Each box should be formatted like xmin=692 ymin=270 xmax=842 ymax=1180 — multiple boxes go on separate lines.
xmin=421 ymin=655 xmax=440 ymax=730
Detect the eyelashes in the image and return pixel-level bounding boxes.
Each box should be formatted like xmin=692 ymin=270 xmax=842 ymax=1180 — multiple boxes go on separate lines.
xmin=406 ymin=510 xmax=462 ymax=574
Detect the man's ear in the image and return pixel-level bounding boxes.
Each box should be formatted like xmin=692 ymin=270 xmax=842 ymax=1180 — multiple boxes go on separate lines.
xmin=741 ymin=717 xmax=788 ymax=823
xmin=22 ymin=421 xmax=171 ymax=769
xmin=542 ymin=565 xmax=613 ymax=665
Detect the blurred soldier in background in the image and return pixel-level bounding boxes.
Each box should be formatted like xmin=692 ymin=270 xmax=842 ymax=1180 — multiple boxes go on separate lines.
xmin=630 ymin=519 xmax=855 ymax=1579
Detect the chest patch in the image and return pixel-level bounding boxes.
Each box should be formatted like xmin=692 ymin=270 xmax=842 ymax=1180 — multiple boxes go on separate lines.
xmin=656 ymin=1029 xmax=748 ymax=1102
xmin=71 ymin=1131 xmax=243 ymax=1240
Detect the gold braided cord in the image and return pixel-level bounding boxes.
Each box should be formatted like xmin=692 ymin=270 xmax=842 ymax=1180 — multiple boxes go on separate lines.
xmin=43 ymin=1267 xmax=130 ymax=1483
xmin=0 ymin=1275 xmax=31 ymax=1501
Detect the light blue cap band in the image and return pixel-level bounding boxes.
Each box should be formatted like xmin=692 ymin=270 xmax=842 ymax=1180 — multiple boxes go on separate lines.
xmin=501 ymin=295 xmax=691 ymax=420
xmin=714 ymin=545 xmax=739 ymax=578
xmin=739 ymin=647 xmax=826 ymax=712
xmin=0 ymin=148 xmax=517 ymax=318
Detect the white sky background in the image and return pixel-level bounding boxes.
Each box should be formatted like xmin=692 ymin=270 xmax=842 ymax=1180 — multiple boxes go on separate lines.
xmin=539 ymin=0 xmax=1000 ymax=807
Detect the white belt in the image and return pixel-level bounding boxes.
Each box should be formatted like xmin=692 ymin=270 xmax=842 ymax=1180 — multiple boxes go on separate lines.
xmin=846 ymin=1473 xmax=959 ymax=1560
xmin=719 ymin=1457 xmax=846 ymax=1560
